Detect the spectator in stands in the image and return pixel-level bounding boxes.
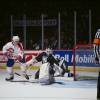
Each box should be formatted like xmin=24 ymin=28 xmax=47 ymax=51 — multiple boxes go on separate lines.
xmin=29 ymin=39 xmax=34 ymax=50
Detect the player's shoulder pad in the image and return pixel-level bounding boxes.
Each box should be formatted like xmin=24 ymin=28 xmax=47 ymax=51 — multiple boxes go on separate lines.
xmin=4 ymin=42 xmax=13 ymax=47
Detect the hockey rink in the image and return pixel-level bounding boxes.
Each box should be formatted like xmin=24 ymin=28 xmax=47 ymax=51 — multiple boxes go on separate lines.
xmin=0 ymin=69 xmax=97 ymax=100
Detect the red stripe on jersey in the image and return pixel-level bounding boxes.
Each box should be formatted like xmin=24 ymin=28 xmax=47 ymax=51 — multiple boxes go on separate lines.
xmin=17 ymin=43 xmax=23 ymax=51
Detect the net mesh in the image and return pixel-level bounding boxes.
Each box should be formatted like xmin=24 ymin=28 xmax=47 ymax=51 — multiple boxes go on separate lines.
xmin=73 ymin=44 xmax=99 ymax=81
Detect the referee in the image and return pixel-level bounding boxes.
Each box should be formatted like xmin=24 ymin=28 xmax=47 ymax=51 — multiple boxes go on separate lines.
xmin=93 ymin=29 xmax=100 ymax=100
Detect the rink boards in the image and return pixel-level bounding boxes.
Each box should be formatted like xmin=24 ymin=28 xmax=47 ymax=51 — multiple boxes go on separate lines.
xmin=0 ymin=50 xmax=99 ymax=73
xmin=0 ymin=66 xmax=99 ymax=73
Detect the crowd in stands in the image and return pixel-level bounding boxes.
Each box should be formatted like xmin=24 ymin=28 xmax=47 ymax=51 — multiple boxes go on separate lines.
xmin=0 ymin=31 xmax=89 ymax=51
xmin=0 ymin=11 xmax=92 ymax=50
xmin=26 ymin=32 xmax=88 ymax=50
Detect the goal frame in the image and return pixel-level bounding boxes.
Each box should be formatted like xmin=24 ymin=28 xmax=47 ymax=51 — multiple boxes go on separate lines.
xmin=73 ymin=44 xmax=99 ymax=81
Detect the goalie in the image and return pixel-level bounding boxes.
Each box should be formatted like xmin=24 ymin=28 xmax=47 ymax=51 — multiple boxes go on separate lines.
xmin=2 ymin=36 xmax=29 ymax=81
xmin=33 ymin=48 xmax=60 ymax=84
xmin=25 ymin=48 xmax=60 ymax=84
xmin=25 ymin=48 xmax=73 ymax=84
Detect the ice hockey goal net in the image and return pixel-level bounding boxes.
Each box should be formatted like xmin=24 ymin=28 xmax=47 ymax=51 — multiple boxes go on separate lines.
xmin=73 ymin=44 xmax=99 ymax=81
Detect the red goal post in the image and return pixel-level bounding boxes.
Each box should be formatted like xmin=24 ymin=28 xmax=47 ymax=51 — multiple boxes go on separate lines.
xmin=73 ymin=44 xmax=100 ymax=81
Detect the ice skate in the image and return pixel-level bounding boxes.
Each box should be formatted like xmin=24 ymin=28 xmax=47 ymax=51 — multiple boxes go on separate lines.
xmin=5 ymin=74 xmax=14 ymax=81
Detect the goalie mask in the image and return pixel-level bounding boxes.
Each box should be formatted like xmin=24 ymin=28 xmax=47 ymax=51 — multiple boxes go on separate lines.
xmin=12 ymin=36 xmax=20 ymax=45
xmin=45 ymin=48 xmax=53 ymax=55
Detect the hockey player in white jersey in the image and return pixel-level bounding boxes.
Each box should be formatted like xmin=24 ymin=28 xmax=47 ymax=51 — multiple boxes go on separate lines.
xmin=2 ymin=36 xmax=29 ymax=81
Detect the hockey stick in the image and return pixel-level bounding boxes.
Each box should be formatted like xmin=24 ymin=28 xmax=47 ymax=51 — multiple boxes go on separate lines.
xmin=14 ymin=54 xmax=40 ymax=80
xmin=14 ymin=72 xmax=32 ymax=77
xmin=14 ymin=72 xmax=21 ymax=76
xmin=14 ymin=72 xmax=30 ymax=80
xmin=14 ymin=62 xmax=37 ymax=79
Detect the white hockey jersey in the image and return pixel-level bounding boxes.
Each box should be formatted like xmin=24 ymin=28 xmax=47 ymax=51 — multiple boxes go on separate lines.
xmin=2 ymin=42 xmax=24 ymax=59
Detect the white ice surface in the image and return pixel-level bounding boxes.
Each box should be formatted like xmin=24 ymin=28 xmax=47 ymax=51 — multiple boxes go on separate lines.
xmin=0 ymin=70 xmax=97 ymax=100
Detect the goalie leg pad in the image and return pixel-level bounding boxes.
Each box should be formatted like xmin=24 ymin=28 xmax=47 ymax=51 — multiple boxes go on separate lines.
xmin=39 ymin=63 xmax=50 ymax=79
xmin=38 ymin=63 xmax=55 ymax=85
xmin=39 ymin=77 xmax=54 ymax=85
